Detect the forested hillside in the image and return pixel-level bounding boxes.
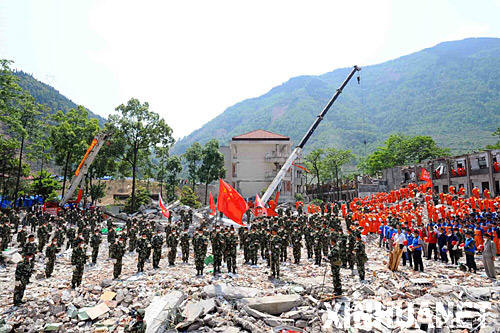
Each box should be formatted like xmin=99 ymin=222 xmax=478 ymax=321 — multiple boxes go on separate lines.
xmin=173 ymin=37 xmax=500 ymax=157
xmin=13 ymin=70 xmax=106 ymax=126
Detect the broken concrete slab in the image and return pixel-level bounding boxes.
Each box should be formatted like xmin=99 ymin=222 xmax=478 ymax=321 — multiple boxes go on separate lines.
xmin=43 ymin=323 xmax=63 ymax=331
xmin=144 ymin=290 xmax=185 ymax=333
xmin=242 ymin=305 xmax=270 ymax=319
xmin=86 ymin=302 xmax=110 ymax=320
xmin=242 ymin=294 xmax=302 ymax=315
xmin=77 ymin=308 xmax=90 ymax=321
xmin=203 ymin=283 xmax=259 ymax=300
xmin=100 ymin=290 xmax=116 ymax=302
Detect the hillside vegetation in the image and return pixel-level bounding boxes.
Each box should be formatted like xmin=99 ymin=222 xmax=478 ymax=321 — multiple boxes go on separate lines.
xmin=173 ymin=37 xmax=500 ymax=157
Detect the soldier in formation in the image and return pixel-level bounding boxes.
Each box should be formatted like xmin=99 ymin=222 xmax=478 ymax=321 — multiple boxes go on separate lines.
xmin=151 ymin=229 xmax=164 ymax=269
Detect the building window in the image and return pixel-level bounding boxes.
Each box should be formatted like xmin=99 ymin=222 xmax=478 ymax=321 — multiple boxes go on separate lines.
xmin=478 ymin=157 xmax=487 ymax=169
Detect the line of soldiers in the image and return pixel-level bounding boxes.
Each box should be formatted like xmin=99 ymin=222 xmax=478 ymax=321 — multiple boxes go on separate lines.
xmin=2 ymin=202 xmax=368 ymax=305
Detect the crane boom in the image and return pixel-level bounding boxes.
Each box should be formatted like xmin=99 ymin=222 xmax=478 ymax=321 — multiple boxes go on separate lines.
xmin=261 ymin=65 xmax=361 ymax=203
xmin=60 ymin=131 xmax=109 ymax=206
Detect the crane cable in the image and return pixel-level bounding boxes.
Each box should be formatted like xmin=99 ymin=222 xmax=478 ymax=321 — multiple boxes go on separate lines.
xmin=358 ymin=70 xmax=368 ymax=159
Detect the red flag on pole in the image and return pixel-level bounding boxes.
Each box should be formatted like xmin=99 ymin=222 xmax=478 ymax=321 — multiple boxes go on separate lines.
xmin=419 ymin=168 xmax=433 ymax=189
xmin=209 ymin=191 xmax=216 ymax=216
xmin=158 ymin=193 xmax=170 ymax=218
xmin=217 ymin=179 xmax=248 ymax=225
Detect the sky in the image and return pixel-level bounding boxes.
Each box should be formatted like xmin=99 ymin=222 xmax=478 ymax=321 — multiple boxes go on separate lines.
xmin=0 ymin=0 xmax=499 ymax=140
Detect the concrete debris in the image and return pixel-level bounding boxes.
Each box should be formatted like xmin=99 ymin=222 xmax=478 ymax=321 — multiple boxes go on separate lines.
xmin=203 ymin=282 xmax=259 ymax=299
xmin=86 ymin=302 xmax=110 ymax=320
xmin=144 ymin=291 xmax=185 ymax=333
xmin=242 ymin=294 xmax=302 ymax=315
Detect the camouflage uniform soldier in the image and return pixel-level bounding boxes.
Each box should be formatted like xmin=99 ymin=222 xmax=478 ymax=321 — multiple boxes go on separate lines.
xmin=239 ymin=227 xmax=249 ymax=264
xmin=17 ymin=226 xmax=28 ymax=247
xmin=71 ymin=239 xmax=87 ymax=289
xmin=66 ymin=227 xmax=76 ymax=250
xmin=136 ymin=233 xmax=150 ymax=273
xmin=211 ymin=226 xmax=224 ymax=274
xmin=22 ymin=234 xmax=37 ymax=268
xmin=45 ymin=238 xmax=58 ymax=278
xmin=166 ymin=229 xmax=178 ymax=266
xmin=354 ymin=233 xmax=368 ymax=281
xmin=151 ymin=230 xmax=164 ymax=269
xmin=338 ymin=234 xmax=348 ymax=268
xmin=269 ymin=228 xmax=281 ymax=279
xmin=314 ymin=227 xmax=323 ymax=266
xmin=291 ymin=226 xmax=302 ymax=264
xmin=279 ymin=225 xmax=289 ymax=262
xmin=90 ymin=230 xmax=101 ymax=264
xmin=304 ymin=223 xmax=314 ymax=259
xmin=108 ymin=228 xmax=116 ymax=256
xmin=225 ymin=227 xmax=238 ymax=274
xmin=14 ymin=252 xmax=33 ymax=305
xmin=259 ymin=227 xmax=269 ymax=262
xmin=347 ymin=229 xmax=356 ymax=270
xmin=193 ymin=229 xmax=208 ymax=276
xmin=248 ymin=227 xmax=260 ymax=265
xmin=37 ymin=223 xmax=49 ymax=251
xmin=111 ymin=237 xmax=126 ymax=279
xmin=180 ymin=227 xmax=190 ymax=263
xmin=1 ymin=221 xmax=11 ymax=250
xmin=328 ymin=238 xmax=342 ymax=295
xmin=128 ymin=227 xmax=137 ymax=252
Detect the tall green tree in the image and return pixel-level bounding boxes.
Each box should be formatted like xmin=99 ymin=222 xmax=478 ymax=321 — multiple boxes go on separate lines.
xmin=360 ymin=134 xmax=449 ymax=175
xmin=10 ymin=93 xmax=44 ymax=205
xmin=183 ymin=142 xmax=203 ymax=190
xmin=49 ymin=106 xmax=100 ymax=198
xmin=198 ymin=139 xmax=226 ymax=204
xmin=163 ymin=155 xmax=182 ymax=202
xmin=304 ymin=148 xmax=324 ymax=191
xmin=321 ymin=147 xmax=354 ymax=198
xmin=109 ymin=98 xmax=174 ymax=212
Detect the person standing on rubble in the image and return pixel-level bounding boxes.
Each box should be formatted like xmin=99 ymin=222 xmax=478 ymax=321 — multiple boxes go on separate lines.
xmin=16 ymin=225 xmax=27 ymax=248
xmin=354 ymin=232 xmax=368 ymax=281
xmin=482 ymin=232 xmax=496 ymax=279
xmin=151 ymin=229 xmax=164 ymax=269
xmin=111 ymin=236 xmax=126 ymax=279
xmin=269 ymin=227 xmax=281 ymax=279
xmin=313 ymin=225 xmax=323 ymax=266
xmin=327 ymin=237 xmax=342 ymax=296
xmin=180 ymin=226 xmax=190 ymax=263
xmin=193 ymin=228 xmax=208 ymax=276
xmin=71 ymin=239 xmax=87 ymax=289
xmin=464 ymin=230 xmax=477 ymax=273
xmin=90 ymin=229 xmax=101 ymax=265
xmin=45 ymin=238 xmax=58 ymax=278
xmin=411 ymin=230 xmax=424 ymax=272
xmin=291 ymin=225 xmax=302 ymax=264
xmin=167 ymin=228 xmax=179 ymax=266
xmin=13 ymin=252 xmax=33 ymax=306
xmin=211 ymin=225 xmax=224 ymax=274
xmin=225 ymin=226 xmax=238 ymax=274
xmin=22 ymin=234 xmax=37 ymax=268
xmin=248 ymin=226 xmax=259 ymax=265
xmin=136 ymin=232 xmax=150 ymax=273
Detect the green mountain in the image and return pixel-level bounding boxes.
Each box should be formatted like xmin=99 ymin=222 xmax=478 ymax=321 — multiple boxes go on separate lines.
xmin=172 ymin=37 xmax=500 ymax=158
xmin=13 ymin=70 xmax=106 ymax=126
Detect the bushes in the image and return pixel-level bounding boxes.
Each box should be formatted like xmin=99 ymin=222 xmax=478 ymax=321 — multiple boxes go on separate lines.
xmin=180 ymin=186 xmax=201 ymax=209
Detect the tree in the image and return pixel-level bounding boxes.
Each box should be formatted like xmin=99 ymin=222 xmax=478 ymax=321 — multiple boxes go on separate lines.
xmin=198 ymin=139 xmax=226 ymax=204
xmin=32 ymin=170 xmax=60 ymax=201
xmin=183 ymin=142 xmax=203 ymax=190
xmin=163 ymin=155 xmax=182 ymax=202
xmin=321 ymin=147 xmax=354 ymax=199
xmin=179 ymin=186 xmax=201 ymax=208
xmin=360 ymin=134 xmax=449 ymax=175
xmin=125 ymin=186 xmax=151 ymax=211
xmin=49 ymin=106 xmax=99 ymax=198
xmin=486 ymin=127 xmax=500 ymax=149
xmin=9 ymin=93 xmax=44 ymax=205
xmin=304 ymin=148 xmax=324 ymax=192
xmin=109 ymin=98 xmax=174 ymax=212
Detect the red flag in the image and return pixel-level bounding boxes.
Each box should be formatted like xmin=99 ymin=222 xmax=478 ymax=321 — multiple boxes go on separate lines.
xmin=292 ymin=162 xmax=310 ymax=173
xmin=419 ymin=168 xmax=433 ymax=190
xmin=76 ymin=189 xmax=83 ymax=203
xmin=274 ymin=182 xmax=281 ymax=204
xmin=217 ymin=179 xmax=248 ymax=225
xmin=255 ymin=194 xmax=265 ymax=208
xmin=158 ymin=193 xmax=170 ymax=218
xmin=209 ymin=191 xmax=216 ymax=216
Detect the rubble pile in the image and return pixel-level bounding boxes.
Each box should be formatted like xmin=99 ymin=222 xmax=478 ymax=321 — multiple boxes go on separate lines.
xmin=0 ymin=208 xmax=499 ymax=332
